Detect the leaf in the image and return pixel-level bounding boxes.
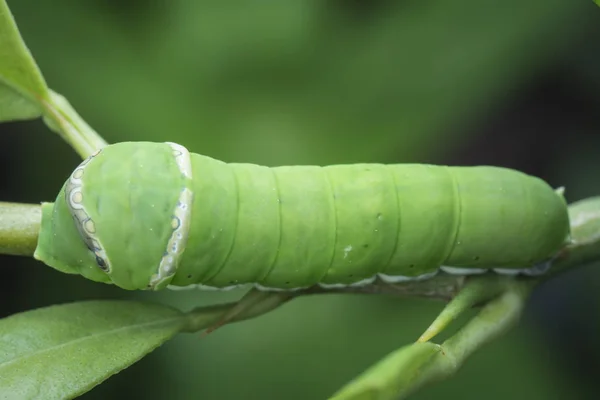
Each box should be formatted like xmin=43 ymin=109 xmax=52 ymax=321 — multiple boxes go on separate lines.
xmin=0 ymin=300 xmax=186 ymax=399
xmin=0 ymin=0 xmax=49 ymax=122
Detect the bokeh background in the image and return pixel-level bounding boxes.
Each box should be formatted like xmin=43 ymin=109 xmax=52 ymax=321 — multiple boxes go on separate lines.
xmin=2 ymin=0 xmax=600 ymax=399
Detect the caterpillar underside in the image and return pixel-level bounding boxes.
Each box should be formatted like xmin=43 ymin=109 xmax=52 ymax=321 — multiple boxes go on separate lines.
xmin=167 ymin=262 xmax=553 ymax=293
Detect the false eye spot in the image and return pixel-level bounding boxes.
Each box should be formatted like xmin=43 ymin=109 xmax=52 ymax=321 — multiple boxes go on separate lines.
xmin=71 ymin=191 xmax=83 ymax=204
xmin=83 ymin=219 xmax=96 ymax=234
xmin=72 ymin=169 xmax=84 ymax=179
xmin=171 ymin=216 xmax=181 ymax=230
xmin=95 ymin=255 xmax=108 ymax=271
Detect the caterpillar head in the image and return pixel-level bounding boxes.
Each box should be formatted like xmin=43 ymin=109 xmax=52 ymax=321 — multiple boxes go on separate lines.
xmin=34 ymin=141 xmax=193 ymax=291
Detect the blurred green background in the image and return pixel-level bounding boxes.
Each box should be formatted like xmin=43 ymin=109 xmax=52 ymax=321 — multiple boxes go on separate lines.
xmin=2 ymin=0 xmax=600 ymax=399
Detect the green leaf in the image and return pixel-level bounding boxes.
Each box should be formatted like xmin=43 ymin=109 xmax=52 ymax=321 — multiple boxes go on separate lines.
xmin=0 ymin=0 xmax=49 ymax=122
xmin=0 ymin=300 xmax=186 ymax=399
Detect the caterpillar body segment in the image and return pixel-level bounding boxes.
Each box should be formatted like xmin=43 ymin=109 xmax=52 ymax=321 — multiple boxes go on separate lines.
xmin=34 ymin=142 xmax=571 ymax=291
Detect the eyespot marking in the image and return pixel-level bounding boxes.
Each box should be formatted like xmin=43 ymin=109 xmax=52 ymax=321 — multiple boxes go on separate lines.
xmin=84 ymin=219 xmax=96 ymax=234
xmin=95 ymin=254 xmax=108 ymax=270
xmin=70 ymin=190 xmax=83 ymax=204
xmin=65 ymin=149 xmax=111 ymax=273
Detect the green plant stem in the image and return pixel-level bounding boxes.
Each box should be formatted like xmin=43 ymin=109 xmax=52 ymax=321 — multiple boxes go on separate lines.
xmin=329 ymin=280 xmax=533 ymax=400
xmin=0 ymin=202 xmax=40 ymax=256
xmin=181 ymin=293 xmax=294 ymax=333
xmin=40 ymin=90 xmax=107 ymax=159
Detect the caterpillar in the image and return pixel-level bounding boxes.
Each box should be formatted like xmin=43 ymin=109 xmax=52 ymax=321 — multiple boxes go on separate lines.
xmin=33 ymin=141 xmax=571 ymax=292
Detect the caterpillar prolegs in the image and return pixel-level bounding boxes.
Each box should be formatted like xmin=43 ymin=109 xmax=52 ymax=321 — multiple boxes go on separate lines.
xmin=33 ymin=142 xmax=571 ymax=291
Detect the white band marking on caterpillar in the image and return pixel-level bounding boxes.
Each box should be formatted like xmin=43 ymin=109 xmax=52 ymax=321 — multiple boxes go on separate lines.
xmin=440 ymin=266 xmax=486 ymax=275
xmin=166 ymin=262 xmax=550 ymax=292
xmin=148 ymin=143 xmax=194 ymax=290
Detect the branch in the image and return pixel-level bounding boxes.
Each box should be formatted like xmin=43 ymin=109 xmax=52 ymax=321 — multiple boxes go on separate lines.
xmin=0 ymin=202 xmax=40 ymax=256
xmin=330 ymin=280 xmax=531 ymax=399
xmin=40 ymin=90 xmax=108 ymax=159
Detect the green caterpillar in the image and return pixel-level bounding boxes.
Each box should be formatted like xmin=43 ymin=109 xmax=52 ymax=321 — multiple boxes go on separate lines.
xmin=33 ymin=141 xmax=571 ymax=292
